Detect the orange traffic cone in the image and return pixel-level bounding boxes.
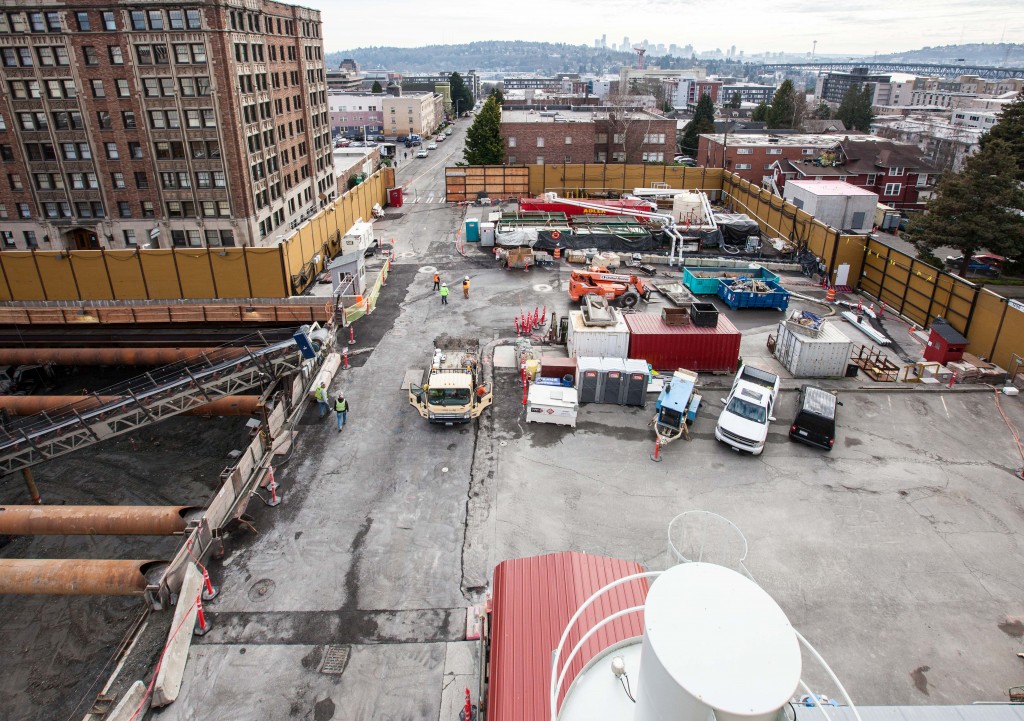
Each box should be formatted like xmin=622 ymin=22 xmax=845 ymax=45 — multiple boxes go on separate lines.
xmin=826 ymin=287 xmax=836 ymax=302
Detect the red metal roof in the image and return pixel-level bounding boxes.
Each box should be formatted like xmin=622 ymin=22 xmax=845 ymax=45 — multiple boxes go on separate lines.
xmin=624 ymin=312 xmax=739 ymax=336
xmin=488 ymin=552 xmax=650 ymax=721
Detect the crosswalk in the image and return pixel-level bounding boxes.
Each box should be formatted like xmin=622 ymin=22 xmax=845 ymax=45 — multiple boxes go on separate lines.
xmin=412 ymin=196 xmax=447 ymax=204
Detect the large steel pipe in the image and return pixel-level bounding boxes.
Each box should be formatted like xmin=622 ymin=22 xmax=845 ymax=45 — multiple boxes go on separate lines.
xmin=0 ymin=505 xmax=197 ymax=536
xmin=0 ymin=347 xmax=243 ymax=366
xmin=0 ymin=395 xmax=259 ymax=417
xmin=0 ymin=559 xmax=167 ymax=596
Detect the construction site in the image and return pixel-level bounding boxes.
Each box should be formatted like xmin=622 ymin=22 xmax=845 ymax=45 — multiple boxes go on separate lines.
xmin=3 ymin=156 xmax=1024 ymax=721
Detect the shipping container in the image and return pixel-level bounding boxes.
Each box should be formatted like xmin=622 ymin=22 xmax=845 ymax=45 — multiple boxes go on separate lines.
xmin=567 ymin=310 xmax=630 ymax=359
xmin=683 ymin=265 xmax=781 ymax=295
xmin=624 ymin=313 xmax=741 ymax=373
xmin=773 ymin=321 xmax=853 ymax=377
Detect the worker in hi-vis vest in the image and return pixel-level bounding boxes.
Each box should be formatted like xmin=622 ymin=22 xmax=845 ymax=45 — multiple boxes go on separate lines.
xmin=439 ymin=283 xmax=449 ymax=305
xmin=314 ymin=382 xmax=329 ymax=418
xmin=462 ymin=276 xmax=470 ymax=299
xmin=432 ymin=272 xmax=440 ymax=290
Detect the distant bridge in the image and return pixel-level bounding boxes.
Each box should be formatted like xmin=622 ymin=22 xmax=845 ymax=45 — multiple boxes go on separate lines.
xmin=760 ymin=62 xmax=1024 ymax=80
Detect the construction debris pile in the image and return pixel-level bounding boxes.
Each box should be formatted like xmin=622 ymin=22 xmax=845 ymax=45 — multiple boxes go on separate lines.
xmin=721 ymin=278 xmax=775 ymax=294
xmin=785 ymin=310 xmax=825 ymax=337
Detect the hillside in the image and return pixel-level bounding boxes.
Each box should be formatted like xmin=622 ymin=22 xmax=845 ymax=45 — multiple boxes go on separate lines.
xmin=328 ymin=41 xmax=641 ymax=75
xmin=872 ymin=43 xmax=1024 ymax=67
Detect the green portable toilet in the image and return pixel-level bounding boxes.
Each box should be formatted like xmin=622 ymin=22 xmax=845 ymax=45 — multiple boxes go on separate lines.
xmin=465 ymin=218 xmax=480 ymax=242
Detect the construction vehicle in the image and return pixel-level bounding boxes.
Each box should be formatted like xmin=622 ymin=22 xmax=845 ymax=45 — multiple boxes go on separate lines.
xmin=567 ymin=269 xmax=652 ymax=308
xmin=651 ymin=369 xmax=702 ymax=453
xmin=409 ymin=338 xmax=492 ymax=425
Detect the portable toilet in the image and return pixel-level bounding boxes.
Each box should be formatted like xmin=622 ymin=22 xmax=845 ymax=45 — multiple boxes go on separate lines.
xmin=576 ymin=357 xmax=603 ymax=404
xmin=464 ymin=218 xmax=480 ymax=242
xmin=922 ymin=318 xmax=968 ymax=364
xmin=622 ymin=358 xmax=650 ymax=407
xmin=480 ymin=222 xmax=496 ymax=247
xmin=600 ymin=357 xmax=626 ymax=404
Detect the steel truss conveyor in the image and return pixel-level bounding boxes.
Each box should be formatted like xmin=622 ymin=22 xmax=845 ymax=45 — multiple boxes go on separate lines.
xmin=0 ymin=333 xmax=308 ymax=476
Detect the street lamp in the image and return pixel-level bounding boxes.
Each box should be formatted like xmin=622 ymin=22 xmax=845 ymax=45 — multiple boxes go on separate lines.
xmin=454 ymin=99 xmax=460 ymax=120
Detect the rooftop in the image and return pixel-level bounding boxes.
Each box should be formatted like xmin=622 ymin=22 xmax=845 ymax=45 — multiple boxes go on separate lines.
xmin=787 ymin=179 xmax=878 ymax=196
xmin=701 ymin=133 xmax=878 ymax=147
xmin=501 ymin=109 xmax=669 ymax=123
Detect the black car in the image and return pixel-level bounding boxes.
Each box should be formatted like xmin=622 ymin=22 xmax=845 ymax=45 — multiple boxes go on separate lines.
xmin=789 ymin=385 xmax=840 ymax=450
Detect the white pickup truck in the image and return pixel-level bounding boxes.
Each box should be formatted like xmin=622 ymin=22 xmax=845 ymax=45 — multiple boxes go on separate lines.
xmin=714 ymin=364 xmax=781 ymax=456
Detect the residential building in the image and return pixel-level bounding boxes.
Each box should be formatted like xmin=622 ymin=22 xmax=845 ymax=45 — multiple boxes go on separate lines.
xmin=504 ymin=76 xmax=570 ymax=92
xmin=872 ymin=114 xmax=982 ymax=171
xmin=501 ymin=108 xmax=675 ymax=165
xmin=401 ymin=70 xmax=480 ymax=100
xmin=815 ymin=67 xmax=891 ymax=104
xmin=870 ymin=73 xmax=918 ymax=108
xmin=767 ymin=139 xmax=937 ymax=210
xmin=719 ymin=81 xmax=775 ymax=106
xmin=697 ymin=132 xmax=856 ymax=185
xmin=0 ymin=0 xmax=333 ymax=250
xmin=328 ymin=93 xmax=384 ymax=137
xmin=908 ymin=89 xmax=979 ymax=109
xmin=381 ymin=92 xmax=442 ymax=137
xmin=671 ymin=79 xmax=722 ymax=109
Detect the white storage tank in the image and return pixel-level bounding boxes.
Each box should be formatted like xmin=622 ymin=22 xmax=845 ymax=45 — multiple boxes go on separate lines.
xmin=773 ymin=320 xmax=854 ymax=377
xmin=567 ymin=310 xmax=630 ymax=359
xmin=632 ymin=562 xmax=802 ymax=721
xmin=671 ymin=191 xmax=706 ymax=225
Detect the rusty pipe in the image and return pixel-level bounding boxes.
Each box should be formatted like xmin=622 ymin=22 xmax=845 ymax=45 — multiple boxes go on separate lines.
xmin=0 ymin=505 xmax=197 ymax=536
xmin=0 ymin=347 xmax=243 ymax=366
xmin=0 ymin=395 xmax=259 ymax=417
xmin=0 ymin=559 xmax=167 ymax=596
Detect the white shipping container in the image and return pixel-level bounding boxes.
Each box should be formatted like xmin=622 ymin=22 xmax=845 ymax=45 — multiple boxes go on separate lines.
xmin=342 ymin=219 xmax=375 ymax=254
xmin=773 ymin=321 xmax=853 ymax=377
xmin=527 ymin=386 xmax=579 ymax=427
xmin=567 ymin=310 xmax=630 ymax=359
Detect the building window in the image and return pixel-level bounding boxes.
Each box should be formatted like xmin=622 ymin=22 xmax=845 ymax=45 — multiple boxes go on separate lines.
xmin=186 ymin=9 xmax=202 ymax=29
xmin=536 ymin=156 xmax=545 ymax=165
xmin=168 ymin=10 xmax=185 ymax=30
xmin=916 ymin=174 xmax=929 ymax=188
xmin=1 ymin=231 xmax=13 ymax=248
xmin=766 ymin=148 xmax=782 ymax=155
xmin=642 ymin=152 xmax=665 ymax=163
xmin=97 ymin=111 xmax=112 ymax=130
xmin=141 ymin=201 xmax=155 ymax=218
xmin=109 ymin=46 xmax=124 ymax=65
xmin=884 ymin=183 xmax=902 ymax=197
xmin=507 ymin=137 xmax=516 ymax=148
xmin=76 ymin=12 xmax=91 ymax=31
xmin=118 ymin=201 xmax=132 ymax=218
xmin=103 ymin=12 xmax=116 ymax=30
xmin=112 ymin=172 xmax=125 ymax=189
xmin=889 ymin=167 xmax=904 ymax=177
xmin=105 ymin=142 xmax=119 ymax=159
xmin=8 ymin=174 xmax=22 ymax=190
xmin=643 ymin=133 xmax=666 ymax=144
xmin=17 ymin=202 xmax=31 ymax=219
xmin=611 ymin=151 xmax=626 ymax=162
xmin=865 ymin=173 xmax=877 ymax=185
xmin=134 ymin=172 xmax=149 ymax=189
xmin=129 ymin=142 xmax=143 ymax=159
xmin=801 ymin=148 xmax=815 ymax=155
xmin=147 ymin=10 xmax=163 ymax=30
xmin=736 ymin=148 xmax=753 ymax=155
xmin=24 ymin=231 xmax=38 ymax=248
xmin=123 ymin=229 xmax=137 ymax=246
xmin=82 ymin=46 xmax=99 ymax=66
xmin=734 ymin=163 xmax=752 ymax=170
xmin=91 ymin=79 xmax=105 ymax=98
xmin=536 ymin=137 xmax=545 ymax=148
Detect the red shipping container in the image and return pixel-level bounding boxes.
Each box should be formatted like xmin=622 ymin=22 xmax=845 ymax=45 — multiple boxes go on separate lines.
xmin=624 ymin=313 xmax=741 ymax=373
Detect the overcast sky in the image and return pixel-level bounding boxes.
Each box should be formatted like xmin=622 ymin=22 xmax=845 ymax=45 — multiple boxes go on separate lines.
xmin=310 ymin=0 xmax=1021 ymax=58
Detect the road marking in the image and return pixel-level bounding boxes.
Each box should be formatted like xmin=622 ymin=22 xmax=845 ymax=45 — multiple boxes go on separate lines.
xmin=940 ymin=396 xmax=950 ymax=418
xmin=426 ymin=196 xmax=434 ymax=203
xmin=440 ymin=196 xmax=446 ymax=203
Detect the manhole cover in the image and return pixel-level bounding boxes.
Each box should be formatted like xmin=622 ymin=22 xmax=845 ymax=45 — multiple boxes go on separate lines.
xmin=318 ymin=645 xmax=351 ymax=675
xmin=390 ymin=328 xmax=407 ymax=337
xmin=419 ymin=265 xmax=437 ymax=274
xmin=248 ymin=578 xmax=276 ymax=602
xmin=499 ymin=441 xmax=508 ymax=447
xmin=533 ymin=284 xmax=553 ymax=292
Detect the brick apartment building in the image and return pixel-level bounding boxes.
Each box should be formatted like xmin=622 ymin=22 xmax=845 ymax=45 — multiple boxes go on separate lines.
xmin=768 ymin=139 xmax=938 ymax=210
xmin=501 ymin=109 xmax=675 ymax=165
xmin=0 ymin=0 xmax=334 ymax=251
xmin=698 ymin=133 xmax=849 ymax=184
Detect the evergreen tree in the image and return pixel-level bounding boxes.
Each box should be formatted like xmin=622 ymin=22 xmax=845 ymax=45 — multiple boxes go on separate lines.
xmin=814 ymin=101 xmax=832 ymax=119
xmin=980 ymin=90 xmax=1024 ymax=181
xmin=448 ymin=72 xmax=474 ymax=116
xmin=909 ymin=140 xmax=1024 ymax=275
xmin=488 ymin=86 xmax=505 ymax=105
xmin=766 ymin=80 xmax=798 ymax=129
xmin=680 ymin=92 xmax=716 ymax=156
xmin=727 ymin=91 xmax=742 ymax=109
xmin=463 ymin=95 xmax=504 ymax=165
xmin=835 ymin=83 xmax=874 ymax=131
xmin=371 ymin=80 xmax=383 ymax=94
xmin=751 ymin=102 xmax=769 ymax=122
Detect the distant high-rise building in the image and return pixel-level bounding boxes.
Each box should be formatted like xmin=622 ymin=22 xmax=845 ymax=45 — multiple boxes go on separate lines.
xmin=622 ymin=37 xmax=629 ymax=52
xmin=601 ymin=34 xmax=607 ymax=48
xmin=0 ymin=0 xmax=333 ymax=250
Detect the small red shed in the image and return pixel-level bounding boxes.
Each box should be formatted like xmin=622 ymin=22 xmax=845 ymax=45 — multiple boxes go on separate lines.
xmin=922 ymin=318 xmax=968 ymax=364
xmin=387 ymin=186 xmax=404 ymax=208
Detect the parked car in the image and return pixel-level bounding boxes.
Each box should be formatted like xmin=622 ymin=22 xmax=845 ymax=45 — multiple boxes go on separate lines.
xmin=416 ymin=148 xmax=429 ymax=158
xmin=427 ymin=142 xmax=437 ymax=150
xmin=944 ymin=253 xmax=1005 ymax=277
xmin=397 ymin=135 xmax=408 ymax=143
xmin=445 ymin=128 xmax=454 ymax=136
xmin=435 ymin=135 xmax=445 ymax=142
xmin=789 ymin=385 xmax=840 ymax=451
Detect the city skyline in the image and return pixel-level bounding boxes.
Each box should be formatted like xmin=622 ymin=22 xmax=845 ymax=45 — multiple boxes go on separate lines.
xmin=311 ymin=0 xmax=1022 ymax=58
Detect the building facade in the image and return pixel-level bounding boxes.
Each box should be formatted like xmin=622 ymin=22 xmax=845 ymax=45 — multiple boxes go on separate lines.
xmin=401 ymin=70 xmax=480 ymax=100
xmin=0 ymin=0 xmax=333 ymax=251
xmin=325 ymin=68 xmax=363 ymax=92
xmin=697 ymin=133 xmax=850 ymax=185
xmin=501 ymin=109 xmax=675 ymax=165
xmin=328 ymin=93 xmax=384 ymax=137
xmin=719 ymin=82 xmax=775 ymax=106
xmin=815 ymin=67 xmax=892 ymax=104
xmin=381 ymin=92 xmax=442 ymax=137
